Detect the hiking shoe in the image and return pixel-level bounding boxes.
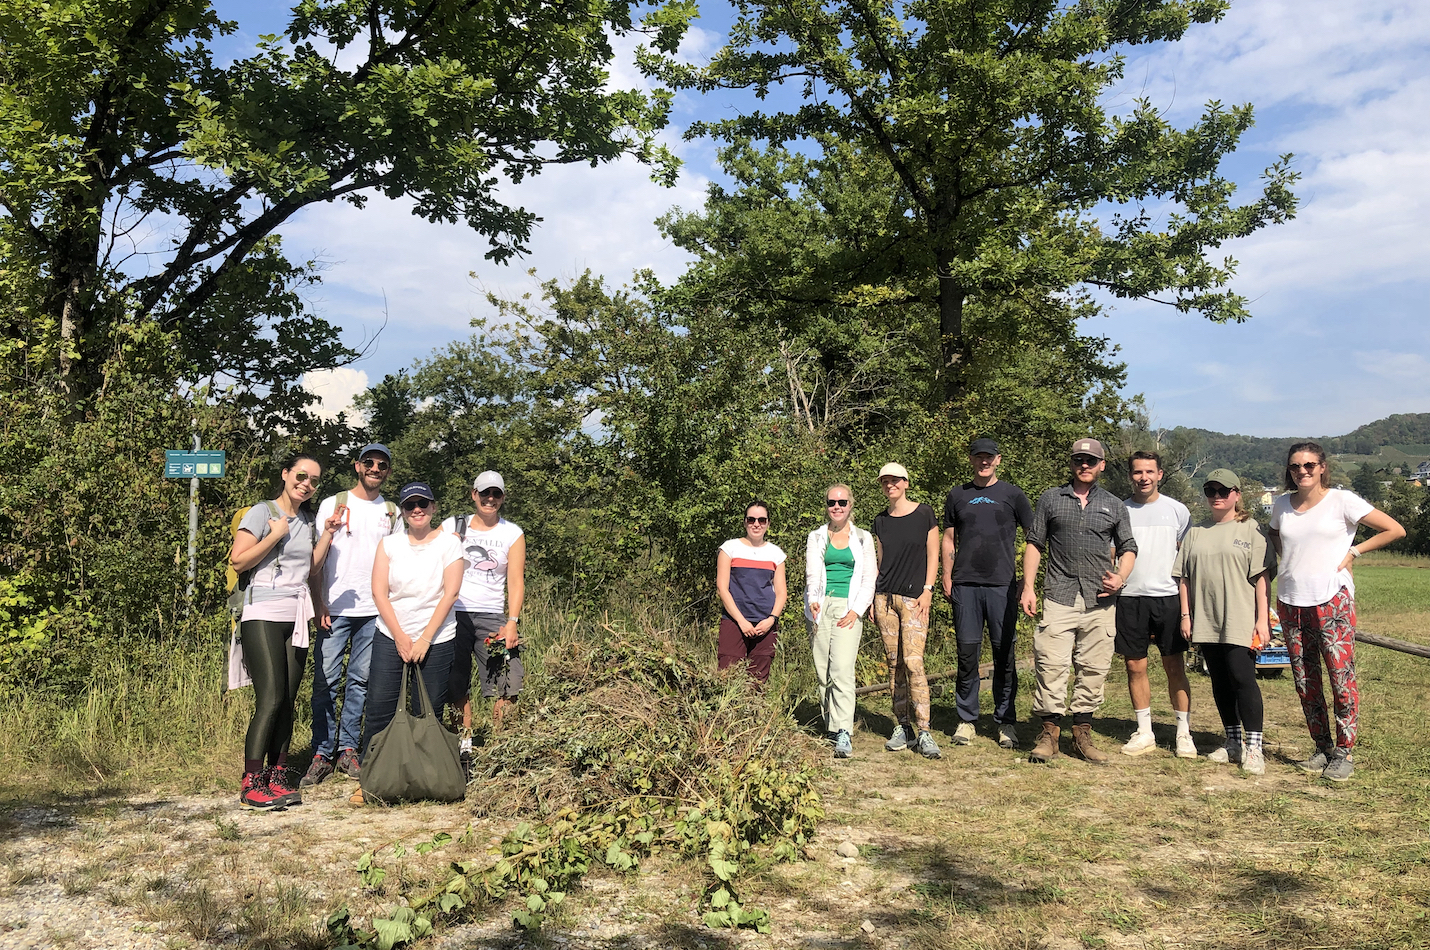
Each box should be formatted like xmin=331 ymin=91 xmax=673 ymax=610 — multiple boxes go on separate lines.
xmin=1070 ymin=723 xmax=1109 ymax=765
xmin=1297 ymin=749 xmax=1331 ymax=774
xmin=1242 ymin=747 xmax=1266 ymax=776
xmin=239 ymin=772 xmax=285 ymax=811
xmin=300 ymin=754 xmax=334 ymax=787
xmin=349 ymin=787 xmax=365 ymax=806
xmin=915 ymin=730 xmax=942 ymax=759
xmin=336 ymin=748 xmax=361 ymax=780
xmin=1175 ymin=733 xmax=1198 ymax=759
xmin=953 ymin=722 xmax=976 ymax=746
xmin=885 ymin=723 xmax=913 ymax=752
xmin=833 ymin=730 xmax=853 ymax=759
xmin=1322 ymin=751 xmax=1354 ymax=782
xmin=265 ymin=767 xmax=302 ymax=807
xmin=1028 ymin=722 xmax=1060 ymax=763
xmin=1121 ymin=731 xmax=1157 ymax=756
xmin=1207 ymin=742 xmax=1243 ymax=765
xmin=998 ymin=723 xmax=1018 ymax=749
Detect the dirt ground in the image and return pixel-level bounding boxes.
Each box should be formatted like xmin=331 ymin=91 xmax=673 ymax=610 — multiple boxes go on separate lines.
xmin=5 ymin=653 xmax=1428 ymax=950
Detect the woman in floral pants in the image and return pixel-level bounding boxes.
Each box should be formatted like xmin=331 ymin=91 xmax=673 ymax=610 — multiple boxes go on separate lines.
xmin=1269 ymin=442 xmax=1403 ymax=782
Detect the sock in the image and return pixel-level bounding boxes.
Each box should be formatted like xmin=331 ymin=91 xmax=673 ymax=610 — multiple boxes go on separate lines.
xmin=460 ymin=736 xmax=472 ymax=754
xmin=275 ymin=752 xmax=288 ymax=770
xmin=1175 ymin=710 xmax=1190 ymax=736
xmin=1245 ymin=731 xmax=1263 ymax=751
xmin=244 ymin=758 xmax=263 ymax=776
xmin=1225 ymin=724 xmax=1243 ymax=746
xmin=1135 ymin=708 xmax=1152 ymax=735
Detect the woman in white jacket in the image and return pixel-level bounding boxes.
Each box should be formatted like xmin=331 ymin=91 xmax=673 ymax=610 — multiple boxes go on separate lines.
xmin=805 ymin=483 xmax=878 ymax=758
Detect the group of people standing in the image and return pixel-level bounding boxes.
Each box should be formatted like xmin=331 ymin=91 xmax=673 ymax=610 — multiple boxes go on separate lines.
xmin=227 ymin=444 xmax=527 ymax=810
xmin=715 ymin=437 xmax=1404 ymax=780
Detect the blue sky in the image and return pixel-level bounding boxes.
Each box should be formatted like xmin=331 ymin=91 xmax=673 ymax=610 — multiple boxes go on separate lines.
xmin=216 ymin=1 xmax=1430 ymax=439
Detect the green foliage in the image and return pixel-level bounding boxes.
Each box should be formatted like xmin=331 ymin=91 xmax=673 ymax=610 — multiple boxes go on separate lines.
xmin=0 ymin=0 xmax=692 ymax=403
xmin=332 ymin=623 xmax=823 ymax=945
xmin=660 ymin=0 xmax=1298 ymax=385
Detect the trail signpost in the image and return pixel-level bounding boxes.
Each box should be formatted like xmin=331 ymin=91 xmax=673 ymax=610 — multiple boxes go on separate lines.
xmin=164 ymin=436 xmax=226 ymax=606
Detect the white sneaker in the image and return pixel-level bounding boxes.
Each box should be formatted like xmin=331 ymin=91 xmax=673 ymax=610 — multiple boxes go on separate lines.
xmin=1174 ymin=733 xmax=1198 ymax=759
xmin=1207 ymin=742 xmax=1243 ymax=765
xmin=954 ymin=721 xmax=976 ymax=745
xmin=1121 ymin=731 xmax=1157 ymax=756
xmin=1242 ymin=747 xmax=1266 ymax=775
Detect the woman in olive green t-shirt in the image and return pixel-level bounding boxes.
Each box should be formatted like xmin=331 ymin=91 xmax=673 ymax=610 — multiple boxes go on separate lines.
xmin=1172 ymin=469 xmax=1274 ymax=775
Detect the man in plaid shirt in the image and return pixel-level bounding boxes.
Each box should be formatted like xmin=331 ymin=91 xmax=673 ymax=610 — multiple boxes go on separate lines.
xmin=1020 ymin=438 xmax=1138 ymax=764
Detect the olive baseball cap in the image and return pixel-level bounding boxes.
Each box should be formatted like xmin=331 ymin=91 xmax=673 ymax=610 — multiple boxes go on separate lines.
xmin=1204 ymin=468 xmax=1242 ymax=491
xmin=1070 ymin=438 xmax=1105 ymax=459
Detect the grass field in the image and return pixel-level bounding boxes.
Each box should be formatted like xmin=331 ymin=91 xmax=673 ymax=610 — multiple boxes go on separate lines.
xmin=1 ymin=555 xmax=1428 ymax=949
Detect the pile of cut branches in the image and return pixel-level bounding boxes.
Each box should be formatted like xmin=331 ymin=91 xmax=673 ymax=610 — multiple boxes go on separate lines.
xmin=332 ymin=623 xmax=825 ymax=947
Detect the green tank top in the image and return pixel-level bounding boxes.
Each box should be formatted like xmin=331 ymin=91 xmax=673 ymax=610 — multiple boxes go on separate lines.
xmin=824 ymin=538 xmax=855 ymax=598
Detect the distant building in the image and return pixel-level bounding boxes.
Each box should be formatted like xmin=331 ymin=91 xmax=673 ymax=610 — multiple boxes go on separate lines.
xmin=1258 ymin=488 xmax=1277 ymax=514
xmin=1414 ymin=460 xmax=1430 ymax=481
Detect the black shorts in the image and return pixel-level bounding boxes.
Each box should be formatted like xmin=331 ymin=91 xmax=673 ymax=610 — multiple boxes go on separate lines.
xmin=1115 ymin=594 xmax=1188 ymax=660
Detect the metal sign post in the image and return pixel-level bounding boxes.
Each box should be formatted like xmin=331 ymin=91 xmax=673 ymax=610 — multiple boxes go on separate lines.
xmin=188 ymin=433 xmax=200 ymax=604
xmin=163 ymin=440 xmax=227 ymax=611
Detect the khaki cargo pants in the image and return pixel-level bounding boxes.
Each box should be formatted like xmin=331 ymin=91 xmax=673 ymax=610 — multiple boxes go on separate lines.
xmin=1031 ymin=593 xmax=1117 ymax=718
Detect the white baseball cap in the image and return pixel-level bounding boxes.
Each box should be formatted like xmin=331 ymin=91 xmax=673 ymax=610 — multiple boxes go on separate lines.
xmin=473 ymin=471 xmax=505 ymax=493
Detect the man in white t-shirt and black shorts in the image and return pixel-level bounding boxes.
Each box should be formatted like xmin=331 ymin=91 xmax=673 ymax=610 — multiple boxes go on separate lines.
xmin=303 ymin=443 xmax=401 ymax=786
xmin=1117 ymin=450 xmax=1195 ymax=757
xmin=441 ymin=471 xmax=526 ymax=761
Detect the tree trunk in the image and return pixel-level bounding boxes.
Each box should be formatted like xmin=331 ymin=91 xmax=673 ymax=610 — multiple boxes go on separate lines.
xmin=936 ymin=245 xmax=966 ymax=403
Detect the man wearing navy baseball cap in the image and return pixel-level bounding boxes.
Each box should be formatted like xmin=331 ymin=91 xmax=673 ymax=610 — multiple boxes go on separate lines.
xmin=304 ymin=442 xmax=401 ymax=787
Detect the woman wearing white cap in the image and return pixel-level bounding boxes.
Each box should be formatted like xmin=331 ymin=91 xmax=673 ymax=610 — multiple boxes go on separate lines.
xmin=441 ymin=471 xmax=527 ymax=752
xmin=1173 ymin=469 xmax=1275 ymax=775
xmin=871 ymin=463 xmax=942 ymax=759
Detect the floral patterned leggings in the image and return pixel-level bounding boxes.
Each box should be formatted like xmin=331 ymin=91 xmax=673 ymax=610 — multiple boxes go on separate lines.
xmin=872 ymin=594 xmax=930 ymax=732
xmin=1279 ymin=587 xmax=1359 ymax=752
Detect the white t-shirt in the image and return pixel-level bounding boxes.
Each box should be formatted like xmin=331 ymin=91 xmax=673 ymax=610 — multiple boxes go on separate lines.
xmin=316 ymin=492 xmax=399 ymax=617
xmin=1270 ymin=489 xmax=1375 ymax=606
xmin=375 ymin=532 xmax=465 ymax=644
xmin=439 ymin=515 xmax=524 ymax=613
xmin=1122 ymin=494 xmax=1191 ymax=598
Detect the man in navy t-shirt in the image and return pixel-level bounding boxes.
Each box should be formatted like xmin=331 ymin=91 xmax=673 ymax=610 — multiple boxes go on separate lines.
xmin=941 ymin=438 xmax=1035 ymax=751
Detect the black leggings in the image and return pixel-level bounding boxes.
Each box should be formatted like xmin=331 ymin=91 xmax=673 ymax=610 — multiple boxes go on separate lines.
xmin=240 ymin=620 xmax=308 ymax=767
xmin=1202 ymin=643 xmax=1263 ymax=733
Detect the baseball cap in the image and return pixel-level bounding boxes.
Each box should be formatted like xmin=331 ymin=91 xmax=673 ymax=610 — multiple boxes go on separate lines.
xmin=877 ymin=462 xmax=910 ymax=482
xmin=969 ymin=437 xmax=1000 ymax=456
xmin=1204 ymin=468 xmax=1242 ymax=491
xmin=358 ymin=442 xmax=392 ymax=462
xmin=1070 ymin=438 xmax=1105 ymax=460
xmin=397 ymin=481 xmax=435 ymax=505
xmin=473 ymin=471 xmax=505 ymax=493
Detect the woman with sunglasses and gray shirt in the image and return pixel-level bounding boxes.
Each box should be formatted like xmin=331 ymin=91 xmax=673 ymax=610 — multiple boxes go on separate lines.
xmin=229 ymin=453 xmax=337 ymax=810
xmin=804 ymin=484 xmax=877 ymax=758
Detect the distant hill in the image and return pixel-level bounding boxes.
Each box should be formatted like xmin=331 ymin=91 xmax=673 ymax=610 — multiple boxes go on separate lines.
xmin=1166 ymin=413 xmax=1430 ymax=489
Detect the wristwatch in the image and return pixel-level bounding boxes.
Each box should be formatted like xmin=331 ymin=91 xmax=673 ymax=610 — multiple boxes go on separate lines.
xmin=922 ymin=584 xmax=933 ymax=591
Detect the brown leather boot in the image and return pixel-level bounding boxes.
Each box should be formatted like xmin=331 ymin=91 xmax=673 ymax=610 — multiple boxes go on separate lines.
xmin=1028 ymin=721 xmax=1060 ymax=763
xmin=1071 ymin=723 xmax=1109 ymax=764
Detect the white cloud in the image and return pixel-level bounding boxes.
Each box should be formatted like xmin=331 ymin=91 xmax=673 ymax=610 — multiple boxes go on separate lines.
xmin=303 ymin=368 xmax=370 ymax=423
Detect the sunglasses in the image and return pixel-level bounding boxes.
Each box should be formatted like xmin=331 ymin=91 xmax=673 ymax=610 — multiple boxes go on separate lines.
xmin=746 ymin=516 xmax=769 ymax=525
xmin=1288 ymin=462 xmax=1321 ymax=472
xmin=477 ymin=488 xmax=504 ymax=500
xmin=293 ymin=471 xmax=319 ymax=485
xmin=360 ymin=458 xmax=391 ymax=471
xmin=401 ymin=498 xmax=432 ymax=512
xmin=1204 ymin=485 xmax=1235 ymax=499
xmin=826 ymin=498 xmax=850 ymax=507
xmin=1072 ymin=455 xmax=1100 ymax=467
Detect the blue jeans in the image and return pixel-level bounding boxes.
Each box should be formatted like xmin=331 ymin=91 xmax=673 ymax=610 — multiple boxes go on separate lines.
xmin=361 ymin=633 xmax=456 ymax=762
xmin=950 ymin=582 xmax=1020 ymax=724
xmin=310 ymin=615 xmax=376 ymax=759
